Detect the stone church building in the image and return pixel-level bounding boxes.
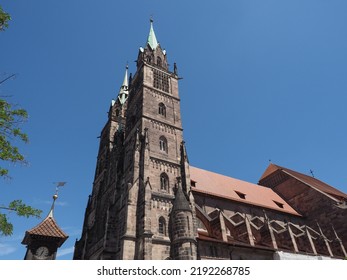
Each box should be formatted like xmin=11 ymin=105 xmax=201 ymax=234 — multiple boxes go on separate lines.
xmin=73 ymin=21 xmax=347 ymax=260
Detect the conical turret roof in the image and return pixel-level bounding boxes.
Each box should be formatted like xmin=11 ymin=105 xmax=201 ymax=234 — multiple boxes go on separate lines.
xmin=172 ymin=182 xmax=191 ymax=212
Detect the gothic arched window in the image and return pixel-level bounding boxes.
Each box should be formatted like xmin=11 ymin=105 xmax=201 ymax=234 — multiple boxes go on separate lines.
xmin=160 ymin=173 xmax=169 ymax=192
xmin=159 ymin=136 xmax=168 ymax=153
xmin=158 ymin=217 xmax=166 ymax=235
xmin=158 ymin=103 xmax=166 ymax=117
xmin=157 ymin=56 xmax=162 ymax=67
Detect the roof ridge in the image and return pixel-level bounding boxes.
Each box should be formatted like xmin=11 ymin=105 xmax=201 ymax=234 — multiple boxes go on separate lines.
xmin=190 ymin=165 xmax=256 ymax=185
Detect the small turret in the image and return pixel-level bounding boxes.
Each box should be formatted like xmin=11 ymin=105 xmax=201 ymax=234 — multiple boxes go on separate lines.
xmin=169 ymin=177 xmax=197 ymax=260
xmin=22 ymin=191 xmax=68 ymax=260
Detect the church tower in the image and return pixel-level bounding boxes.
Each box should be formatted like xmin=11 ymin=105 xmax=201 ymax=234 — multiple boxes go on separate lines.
xmin=74 ymin=20 xmax=197 ymax=260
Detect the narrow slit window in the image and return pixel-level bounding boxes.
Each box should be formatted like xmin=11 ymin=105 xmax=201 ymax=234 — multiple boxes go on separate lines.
xmin=160 ymin=173 xmax=169 ymax=192
xmin=159 ymin=136 xmax=168 ymax=153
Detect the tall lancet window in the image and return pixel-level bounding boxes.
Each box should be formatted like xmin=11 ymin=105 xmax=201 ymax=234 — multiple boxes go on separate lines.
xmin=159 ymin=136 xmax=168 ymax=153
xmin=160 ymin=173 xmax=169 ymax=192
xmin=158 ymin=217 xmax=166 ymax=235
xmin=158 ymin=103 xmax=166 ymax=117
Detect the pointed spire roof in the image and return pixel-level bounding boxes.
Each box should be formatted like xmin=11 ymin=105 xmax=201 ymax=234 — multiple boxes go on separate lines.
xmin=117 ymin=65 xmax=129 ymax=105
xmin=147 ymin=19 xmax=159 ymax=50
xmin=172 ymin=178 xmax=191 ymax=212
xmin=122 ymin=65 xmax=129 ymax=88
xmin=22 ymin=194 xmax=68 ymax=247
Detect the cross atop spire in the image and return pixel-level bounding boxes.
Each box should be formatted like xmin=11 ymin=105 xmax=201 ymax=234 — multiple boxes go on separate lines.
xmin=147 ymin=18 xmax=159 ymax=50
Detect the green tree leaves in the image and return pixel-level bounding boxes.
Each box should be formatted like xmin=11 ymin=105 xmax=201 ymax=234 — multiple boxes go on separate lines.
xmin=0 ymin=5 xmax=11 ymax=31
xmin=0 ymin=97 xmax=42 ymax=236
xmin=8 ymin=200 xmax=42 ymax=218
xmin=0 ymin=201 xmax=42 ymax=236
xmin=0 ymin=5 xmax=42 ymax=237
xmin=0 ymin=98 xmax=29 ymax=177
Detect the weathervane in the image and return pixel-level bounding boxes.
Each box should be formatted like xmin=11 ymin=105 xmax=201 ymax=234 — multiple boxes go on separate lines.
xmin=46 ymin=182 xmax=66 ymax=218
xmin=53 ymin=182 xmax=67 ymax=196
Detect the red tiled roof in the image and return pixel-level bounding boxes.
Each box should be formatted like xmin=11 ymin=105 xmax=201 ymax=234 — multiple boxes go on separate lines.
xmin=190 ymin=166 xmax=300 ymax=216
xmin=22 ymin=216 xmax=68 ymax=246
xmin=260 ymin=164 xmax=347 ymax=200
xmin=27 ymin=217 xmax=68 ymax=238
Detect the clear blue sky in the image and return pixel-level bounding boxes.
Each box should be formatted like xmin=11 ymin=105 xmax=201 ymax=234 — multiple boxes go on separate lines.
xmin=1 ymin=0 xmax=346 ymax=260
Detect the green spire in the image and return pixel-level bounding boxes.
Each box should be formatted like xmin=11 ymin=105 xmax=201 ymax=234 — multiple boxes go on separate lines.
xmin=117 ymin=65 xmax=129 ymax=105
xmin=147 ymin=18 xmax=158 ymax=50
